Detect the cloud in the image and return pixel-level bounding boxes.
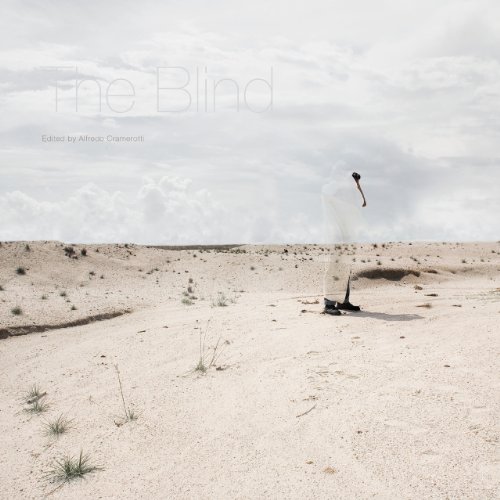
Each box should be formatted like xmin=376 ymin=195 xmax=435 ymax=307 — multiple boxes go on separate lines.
xmin=1 ymin=1 xmax=500 ymax=243
xmin=0 ymin=176 xmax=321 ymax=244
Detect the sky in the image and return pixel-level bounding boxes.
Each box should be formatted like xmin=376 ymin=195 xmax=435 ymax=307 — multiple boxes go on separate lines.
xmin=1 ymin=0 xmax=499 ymax=243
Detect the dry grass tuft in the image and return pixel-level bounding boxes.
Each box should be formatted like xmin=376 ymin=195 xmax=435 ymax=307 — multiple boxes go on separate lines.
xmin=46 ymin=450 xmax=102 ymax=484
xmin=44 ymin=415 xmax=72 ymax=437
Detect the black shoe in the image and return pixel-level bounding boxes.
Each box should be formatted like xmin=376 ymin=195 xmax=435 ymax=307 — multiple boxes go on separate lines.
xmin=324 ymin=306 xmax=342 ymax=315
xmin=336 ymin=301 xmax=361 ymax=312
xmin=324 ymin=298 xmax=342 ymax=315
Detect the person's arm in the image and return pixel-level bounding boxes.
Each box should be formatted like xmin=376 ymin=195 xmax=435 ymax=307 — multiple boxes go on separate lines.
xmin=355 ymin=179 xmax=367 ymax=207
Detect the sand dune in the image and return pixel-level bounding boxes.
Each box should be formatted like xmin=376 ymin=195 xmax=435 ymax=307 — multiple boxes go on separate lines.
xmin=0 ymin=241 xmax=499 ymax=499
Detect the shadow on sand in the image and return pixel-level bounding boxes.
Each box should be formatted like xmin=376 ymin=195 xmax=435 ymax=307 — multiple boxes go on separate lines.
xmin=352 ymin=311 xmax=423 ymax=322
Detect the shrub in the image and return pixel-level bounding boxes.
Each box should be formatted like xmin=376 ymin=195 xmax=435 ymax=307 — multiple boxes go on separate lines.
xmin=46 ymin=451 xmax=101 ymax=483
xmin=64 ymin=246 xmax=75 ymax=257
xmin=212 ymin=292 xmax=228 ymax=307
xmin=44 ymin=415 xmax=72 ymax=437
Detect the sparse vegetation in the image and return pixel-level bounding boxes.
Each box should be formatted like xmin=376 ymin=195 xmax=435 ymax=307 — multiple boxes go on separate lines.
xmin=41 ymin=294 xmax=48 ymax=300
xmin=16 ymin=266 xmax=26 ymax=275
xmin=181 ymin=297 xmax=194 ymax=305
xmin=44 ymin=415 xmax=72 ymax=437
xmin=212 ymin=292 xmax=228 ymax=307
xmin=24 ymin=385 xmax=50 ymax=414
xmin=59 ymin=291 xmax=67 ymax=297
xmin=195 ymin=357 xmax=207 ymax=373
xmin=46 ymin=450 xmax=101 ymax=483
xmin=22 ymin=385 xmax=49 ymax=414
xmin=25 ymin=396 xmax=50 ymax=414
xmin=23 ymin=384 xmax=45 ymax=404
xmin=80 ymin=248 xmax=87 ymax=256
xmin=113 ymin=365 xmax=138 ymax=425
xmin=11 ymin=306 xmax=22 ymax=315
xmin=64 ymin=246 xmax=76 ymax=258
xmin=194 ymin=321 xmax=226 ymax=374
xmin=71 ymin=305 xmax=77 ymax=311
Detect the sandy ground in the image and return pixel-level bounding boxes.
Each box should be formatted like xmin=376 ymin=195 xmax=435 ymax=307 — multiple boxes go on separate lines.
xmin=0 ymin=241 xmax=499 ymax=499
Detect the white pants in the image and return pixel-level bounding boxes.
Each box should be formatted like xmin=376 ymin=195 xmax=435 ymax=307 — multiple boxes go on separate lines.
xmin=322 ymin=194 xmax=362 ymax=303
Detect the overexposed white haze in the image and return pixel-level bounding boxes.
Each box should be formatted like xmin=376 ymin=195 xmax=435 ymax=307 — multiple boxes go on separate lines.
xmin=1 ymin=0 xmax=499 ymax=243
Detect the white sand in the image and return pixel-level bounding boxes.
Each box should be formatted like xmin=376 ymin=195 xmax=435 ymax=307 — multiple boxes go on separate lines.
xmin=0 ymin=241 xmax=499 ymax=499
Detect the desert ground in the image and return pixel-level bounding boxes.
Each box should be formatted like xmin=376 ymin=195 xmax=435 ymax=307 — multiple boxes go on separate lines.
xmin=0 ymin=240 xmax=499 ymax=499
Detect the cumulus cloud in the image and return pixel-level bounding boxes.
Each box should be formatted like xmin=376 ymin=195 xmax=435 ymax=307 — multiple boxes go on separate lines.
xmin=0 ymin=176 xmax=321 ymax=244
xmin=1 ymin=0 xmax=499 ymax=243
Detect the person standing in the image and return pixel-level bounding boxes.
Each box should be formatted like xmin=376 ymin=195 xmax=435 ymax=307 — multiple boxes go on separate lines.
xmin=322 ymin=170 xmax=367 ymax=315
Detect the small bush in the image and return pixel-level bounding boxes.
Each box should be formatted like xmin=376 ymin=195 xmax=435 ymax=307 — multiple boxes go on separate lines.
xmin=64 ymin=246 xmax=75 ymax=257
xmin=11 ymin=306 xmax=22 ymax=315
xmin=194 ymin=328 xmax=225 ymax=374
xmin=23 ymin=387 xmax=50 ymax=414
xmin=46 ymin=451 xmax=102 ymax=483
xmin=23 ymin=384 xmax=44 ymax=404
xmin=195 ymin=358 xmax=207 ymax=373
xmin=212 ymin=292 xmax=228 ymax=307
xmin=182 ymin=297 xmax=194 ymax=305
xmin=59 ymin=291 xmax=67 ymax=297
xmin=26 ymin=398 xmax=50 ymax=414
xmin=44 ymin=415 xmax=72 ymax=437
xmin=80 ymin=248 xmax=87 ymax=256
xmin=16 ymin=267 xmax=26 ymax=275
